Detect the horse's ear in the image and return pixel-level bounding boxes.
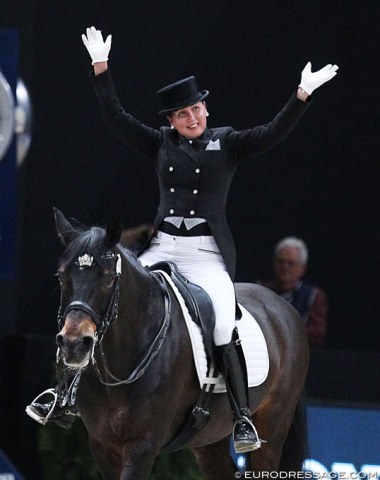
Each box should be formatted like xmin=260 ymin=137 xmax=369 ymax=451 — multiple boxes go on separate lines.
xmin=53 ymin=207 xmax=77 ymax=246
xmin=120 ymin=224 xmax=154 ymax=253
xmin=105 ymin=215 xmax=123 ymax=248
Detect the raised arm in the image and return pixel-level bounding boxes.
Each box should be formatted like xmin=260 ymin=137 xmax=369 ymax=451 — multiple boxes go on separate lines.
xmin=228 ymin=60 xmax=339 ymax=161
xmin=82 ymin=26 xmax=111 ymax=75
xmin=81 ymin=26 xmax=161 ymax=158
xmin=297 ymin=61 xmax=339 ymax=101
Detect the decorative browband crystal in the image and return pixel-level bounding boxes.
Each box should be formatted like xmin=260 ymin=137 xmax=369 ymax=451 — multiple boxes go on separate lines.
xmin=77 ymin=254 xmax=94 ymax=268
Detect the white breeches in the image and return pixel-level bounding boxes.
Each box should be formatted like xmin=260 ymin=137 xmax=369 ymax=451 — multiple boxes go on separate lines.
xmin=138 ymin=231 xmax=236 ymax=346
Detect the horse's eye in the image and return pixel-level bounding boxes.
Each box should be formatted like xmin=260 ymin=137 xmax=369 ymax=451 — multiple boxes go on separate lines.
xmin=103 ymin=273 xmax=116 ymax=287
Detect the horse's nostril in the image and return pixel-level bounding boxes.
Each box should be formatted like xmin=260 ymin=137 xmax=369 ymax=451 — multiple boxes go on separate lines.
xmin=56 ymin=334 xmax=64 ymax=348
xmin=82 ymin=336 xmax=94 ymax=350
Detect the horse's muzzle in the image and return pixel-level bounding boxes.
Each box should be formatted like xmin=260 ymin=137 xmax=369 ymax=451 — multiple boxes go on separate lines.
xmin=56 ymin=312 xmax=97 ymax=368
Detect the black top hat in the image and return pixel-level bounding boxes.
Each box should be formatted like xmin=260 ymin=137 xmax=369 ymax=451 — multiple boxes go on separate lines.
xmin=157 ymin=76 xmax=209 ymax=116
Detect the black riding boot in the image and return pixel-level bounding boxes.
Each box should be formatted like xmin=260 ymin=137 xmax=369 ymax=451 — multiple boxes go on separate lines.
xmin=25 ymin=369 xmax=81 ymax=429
xmin=215 ymin=332 xmax=261 ymax=453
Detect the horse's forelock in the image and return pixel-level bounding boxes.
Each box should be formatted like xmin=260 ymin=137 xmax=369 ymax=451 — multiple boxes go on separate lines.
xmin=60 ymin=226 xmax=109 ymax=268
xmin=58 ymin=225 xmax=149 ymax=279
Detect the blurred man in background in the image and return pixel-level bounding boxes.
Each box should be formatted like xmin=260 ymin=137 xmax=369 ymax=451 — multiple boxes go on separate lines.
xmin=260 ymin=237 xmax=328 ymax=348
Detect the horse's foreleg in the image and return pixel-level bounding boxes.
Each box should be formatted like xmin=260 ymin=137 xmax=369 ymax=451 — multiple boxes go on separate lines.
xmin=88 ymin=438 xmax=123 ymax=480
xmin=119 ymin=457 xmax=157 ymax=480
xmin=119 ymin=441 xmax=160 ymax=480
xmin=192 ymin=437 xmax=236 ymax=480
xmin=88 ymin=437 xmax=158 ymax=480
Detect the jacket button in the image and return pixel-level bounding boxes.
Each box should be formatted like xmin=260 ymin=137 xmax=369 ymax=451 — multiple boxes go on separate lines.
xmin=169 ymin=167 xmax=174 ymax=172
xmin=169 ymin=209 xmax=174 ymax=214
xmin=170 ymin=188 xmax=175 ymax=193
xmin=193 ymin=189 xmax=198 ymax=194
xmin=190 ymin=210 xmax=195 ymax=215
xmin=195 ymin=168 xmax=200 ymax=173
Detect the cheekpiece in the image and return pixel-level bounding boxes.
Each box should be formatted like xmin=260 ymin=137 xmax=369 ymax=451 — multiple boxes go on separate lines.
xmin=77 ymin=254 xmax=94 ymax=268
xmin=102 ymin=252 xmax=122 ymax=275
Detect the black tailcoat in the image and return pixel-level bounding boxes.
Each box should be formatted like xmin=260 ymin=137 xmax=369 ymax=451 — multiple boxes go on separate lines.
xmin=92 ymin=70 xmax=311 ymax=280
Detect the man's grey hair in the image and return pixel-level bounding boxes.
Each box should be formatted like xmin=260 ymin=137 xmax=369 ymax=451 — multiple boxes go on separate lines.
xmin=274 ymin=236 xmax=308 ymax=265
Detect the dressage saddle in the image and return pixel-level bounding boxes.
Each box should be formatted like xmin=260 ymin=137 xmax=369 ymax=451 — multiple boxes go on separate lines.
xmin=148 ymin=261 xmax=215 ymax=362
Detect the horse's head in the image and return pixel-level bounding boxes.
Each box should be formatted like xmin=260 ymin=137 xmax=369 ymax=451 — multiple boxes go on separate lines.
xmin=54 ymin=208 xmax=123 ymax=368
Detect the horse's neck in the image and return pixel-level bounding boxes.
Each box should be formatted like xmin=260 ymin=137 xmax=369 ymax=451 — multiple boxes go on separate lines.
xmin=122 ymin=262 xmax=161 ymax=328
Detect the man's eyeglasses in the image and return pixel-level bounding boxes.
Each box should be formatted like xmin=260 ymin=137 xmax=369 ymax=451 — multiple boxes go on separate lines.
xmin=274 ymin=258 xmax=302 ymax=268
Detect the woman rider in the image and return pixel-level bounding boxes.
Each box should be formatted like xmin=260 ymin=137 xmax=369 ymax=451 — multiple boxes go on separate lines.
xmin=26 ymin=26 xmax=338 ymax=454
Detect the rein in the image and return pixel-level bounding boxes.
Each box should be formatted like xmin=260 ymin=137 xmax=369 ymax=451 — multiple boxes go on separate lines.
xmin=92 ymin=271 xmax=171 ymax=386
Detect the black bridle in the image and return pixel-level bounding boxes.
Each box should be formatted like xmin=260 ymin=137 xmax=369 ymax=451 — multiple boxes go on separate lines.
xmin=56 ymin=252 xmax=121 ymax=343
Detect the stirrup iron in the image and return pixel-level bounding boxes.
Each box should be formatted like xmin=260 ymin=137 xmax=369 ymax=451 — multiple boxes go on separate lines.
xmin=233 ymin=415 xmax=262 ymax=453
xmin=25 ymin=388 xmax=58 ymax=425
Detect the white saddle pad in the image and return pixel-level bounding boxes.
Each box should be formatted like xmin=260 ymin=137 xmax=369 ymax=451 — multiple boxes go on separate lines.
xmin=156 ymin=271 xmax=269 ymax=393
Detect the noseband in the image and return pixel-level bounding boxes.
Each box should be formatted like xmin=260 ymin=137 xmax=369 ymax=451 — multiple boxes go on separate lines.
xmin=57 ymin=252 xmax=121 ymax=343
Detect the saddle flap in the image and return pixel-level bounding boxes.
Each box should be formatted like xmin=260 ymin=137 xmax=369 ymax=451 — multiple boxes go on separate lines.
xmin=149 ymin=261 xmax=215 ymax=361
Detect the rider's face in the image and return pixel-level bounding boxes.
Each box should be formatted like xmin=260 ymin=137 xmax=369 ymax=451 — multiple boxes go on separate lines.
xmin=168 ymin=101 xmax=208 ymax=139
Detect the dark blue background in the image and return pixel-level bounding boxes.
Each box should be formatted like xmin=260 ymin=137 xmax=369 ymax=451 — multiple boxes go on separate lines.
xmin=306 ymin=402 xmax=380 ymax=471
xmin=0 ymin=28 xmax=18 ymax=280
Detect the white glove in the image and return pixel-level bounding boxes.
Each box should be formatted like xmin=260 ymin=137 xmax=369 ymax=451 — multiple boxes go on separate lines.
xmin=299 ymin=62 xmax=339 ymax=95
xmin=81 ymin=26 xmax=112 ymax=65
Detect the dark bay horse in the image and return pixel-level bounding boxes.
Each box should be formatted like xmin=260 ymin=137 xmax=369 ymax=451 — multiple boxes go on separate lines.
xmin=53 ymin=208 xmax=309 ymax=480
